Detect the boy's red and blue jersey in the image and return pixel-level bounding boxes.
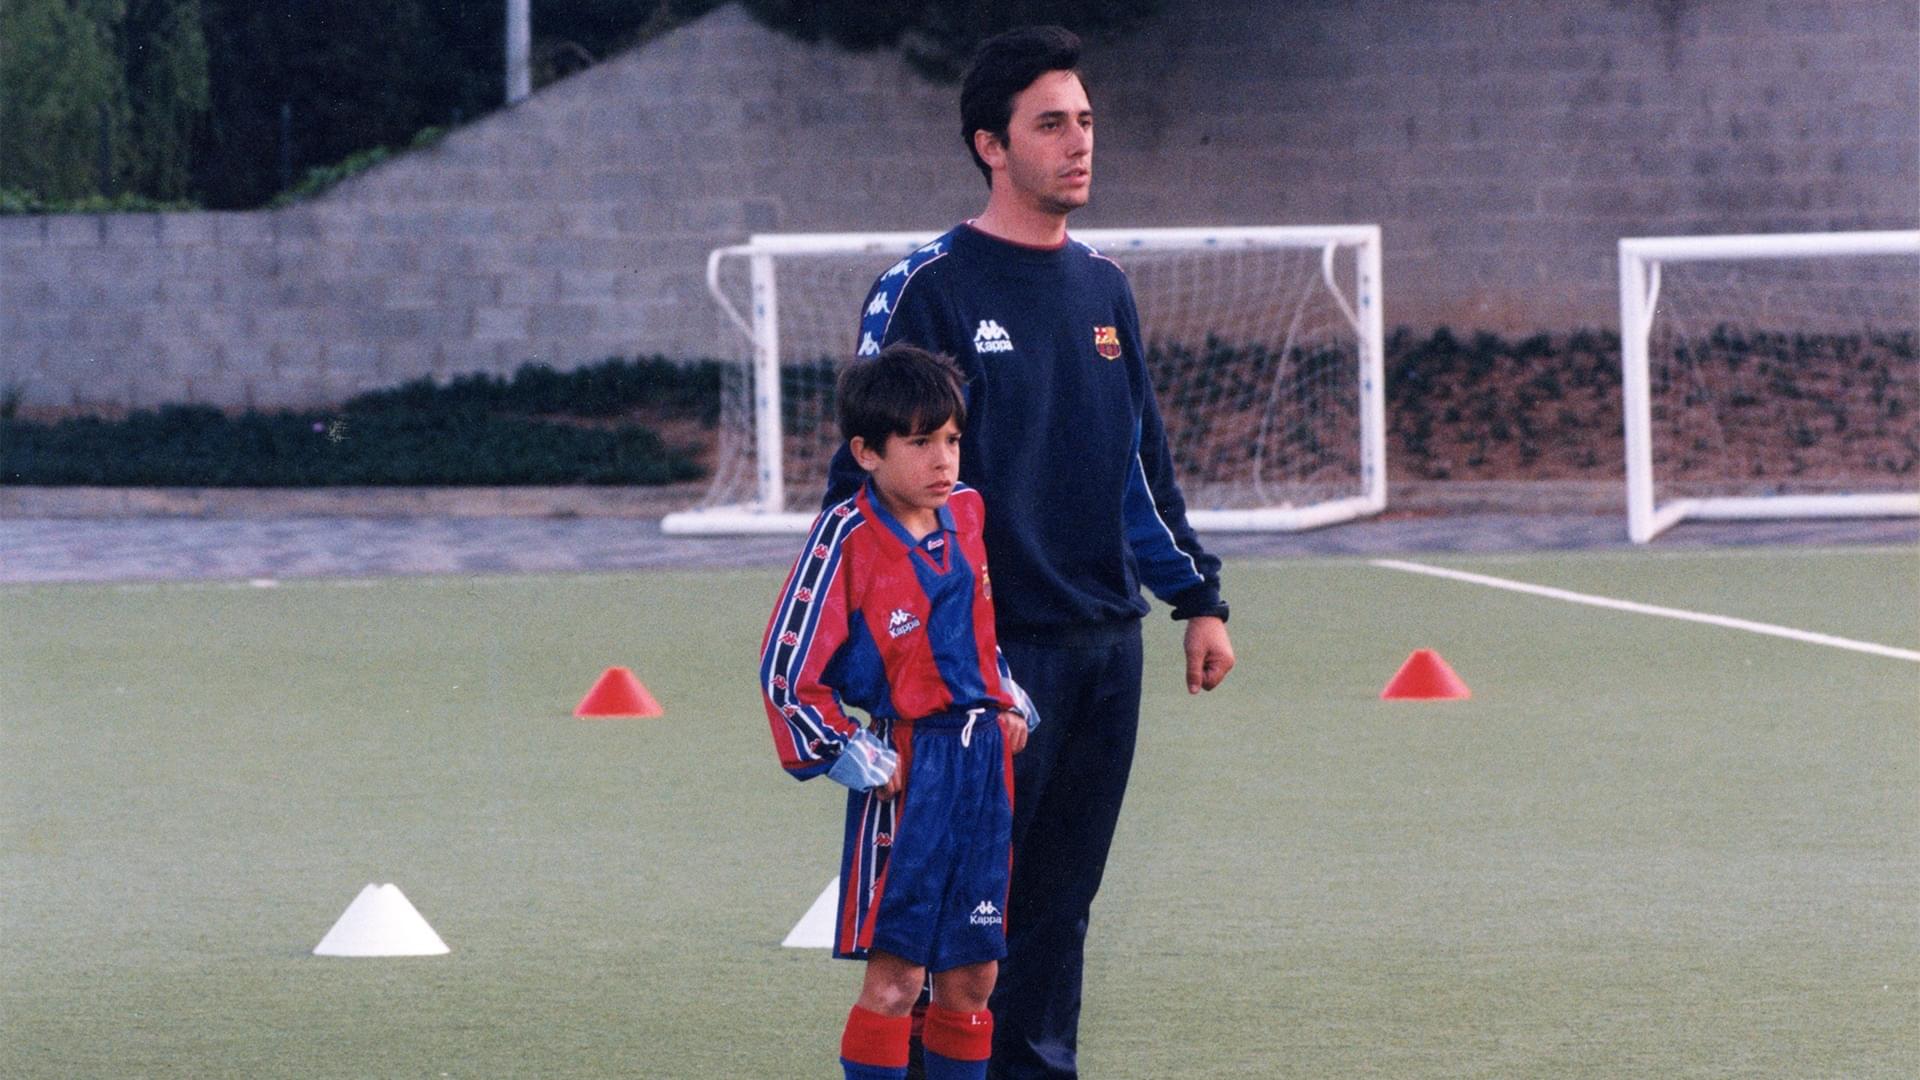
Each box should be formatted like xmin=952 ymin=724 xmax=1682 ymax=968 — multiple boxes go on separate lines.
xmin=759 ymin=481 xmax=1030 ymax=781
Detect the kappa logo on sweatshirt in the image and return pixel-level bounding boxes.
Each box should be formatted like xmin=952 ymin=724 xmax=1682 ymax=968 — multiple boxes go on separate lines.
xmin=973 ymin=319 xmax=1014 ymax=354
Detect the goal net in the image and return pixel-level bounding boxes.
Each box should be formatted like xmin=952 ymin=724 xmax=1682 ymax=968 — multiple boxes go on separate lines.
xmin=662 ymin=226 xmax=1386 ymax=534
xmin=1619 ymin=230 xmax=1920 ymax=542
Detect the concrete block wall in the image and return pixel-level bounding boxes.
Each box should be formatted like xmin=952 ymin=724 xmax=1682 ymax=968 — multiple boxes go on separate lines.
xmin=2 ymin=0 xmax=1913 ymax=410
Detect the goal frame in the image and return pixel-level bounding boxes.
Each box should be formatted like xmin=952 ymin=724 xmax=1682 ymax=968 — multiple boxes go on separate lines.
xmin=662 ymin=225 xmax=1387 ymax=535
xmin=1618 ymin=229 xmax=1920 ymax=543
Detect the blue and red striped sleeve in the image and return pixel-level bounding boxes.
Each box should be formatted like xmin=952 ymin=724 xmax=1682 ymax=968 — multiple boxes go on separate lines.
xmin=759 ymin=499 xmax=865 ymax=779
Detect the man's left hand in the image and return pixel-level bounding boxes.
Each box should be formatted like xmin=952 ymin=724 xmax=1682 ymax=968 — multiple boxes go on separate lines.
xmin=1183 ymin=616 xmax=1235 ymax=694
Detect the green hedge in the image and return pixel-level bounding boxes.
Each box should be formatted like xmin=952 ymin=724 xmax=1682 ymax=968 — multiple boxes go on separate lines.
xmin=7 ymin=331 xmax=1911 ymax=488
xmin=0 ymin=186 xmax=196 ymax=216
xmin=343 ymin=356 xmax=720 ymax=423
xmin=0 ymin=356 xmax=718 ymax=487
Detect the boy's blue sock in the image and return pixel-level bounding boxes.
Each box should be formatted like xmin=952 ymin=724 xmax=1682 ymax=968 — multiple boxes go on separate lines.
xmin=922 ymin=1005 xmax=991 ymax=1080
xmin=922 ymin=1050 xmax=987 ymax=1080
xmin=842 ymin=1004 xmax=910 ymax=1080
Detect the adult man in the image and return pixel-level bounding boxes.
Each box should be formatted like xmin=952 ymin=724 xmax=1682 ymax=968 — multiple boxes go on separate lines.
xmin=828 ymin=26 xmax=1235 ymax=1079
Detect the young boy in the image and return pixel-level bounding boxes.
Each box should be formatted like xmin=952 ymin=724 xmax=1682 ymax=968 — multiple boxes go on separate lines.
xmin=760 ymin=344 xmax=1035 ymax=1080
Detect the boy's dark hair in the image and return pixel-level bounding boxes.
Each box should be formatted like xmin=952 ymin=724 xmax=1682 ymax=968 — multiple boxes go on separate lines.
xmin=837 ymin=345 xmax=968 ymax=451
xmin=960 ymin=26 xmax=1083 ymax=186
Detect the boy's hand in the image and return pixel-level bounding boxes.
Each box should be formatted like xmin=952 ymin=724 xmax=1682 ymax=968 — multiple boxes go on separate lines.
xmin=1000 ymin=710 xmax=1029 ymax=755
xmin=875 ymin=763 xmax=903 ymax=801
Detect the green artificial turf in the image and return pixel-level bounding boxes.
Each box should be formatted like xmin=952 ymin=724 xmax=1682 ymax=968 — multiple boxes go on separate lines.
xmin=2 ymin=549 xmax=1914 ymax=1077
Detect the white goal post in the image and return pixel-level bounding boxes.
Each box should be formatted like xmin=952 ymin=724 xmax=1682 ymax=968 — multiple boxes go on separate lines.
xmin=1618 ymin=229 xmax=1920 ymax=543
xmin=662 ymin=225 xmax=1387 ymax=535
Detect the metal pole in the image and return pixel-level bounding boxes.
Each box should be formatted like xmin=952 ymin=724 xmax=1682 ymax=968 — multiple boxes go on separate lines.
xmin=96 ymin=102 xmax=114 ymax=195
xmin=506 ymin=0 xmax=531 ymax=104
xmin=750 ymin=254 xmax=786 ymax=514
xmin=278 ymin=102 xmax=293 ymax=190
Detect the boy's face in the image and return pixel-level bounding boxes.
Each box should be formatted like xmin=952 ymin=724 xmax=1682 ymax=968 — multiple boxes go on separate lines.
xmin=852 ymin=417 xmax=963 ymax=518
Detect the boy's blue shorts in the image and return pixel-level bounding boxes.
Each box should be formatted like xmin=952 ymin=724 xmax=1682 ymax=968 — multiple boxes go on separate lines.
xmin=833 ymin=709 xmax=1013 ymax=972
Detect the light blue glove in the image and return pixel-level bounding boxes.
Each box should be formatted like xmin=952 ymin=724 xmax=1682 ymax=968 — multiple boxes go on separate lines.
xmin=826 ymin=728 xmax=898 ymax=791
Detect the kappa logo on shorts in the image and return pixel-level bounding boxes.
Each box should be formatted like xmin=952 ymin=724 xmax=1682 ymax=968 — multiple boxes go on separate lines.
xmin=1093 ymin=325 xmax=1122 ymax=360
xmin=968 ymin=900 xmax=1003 ymax=927
xmin=887 ymin=608 xmax=922 ymax=639
xmin=973 ymin=319 xmax=1014 ymax=354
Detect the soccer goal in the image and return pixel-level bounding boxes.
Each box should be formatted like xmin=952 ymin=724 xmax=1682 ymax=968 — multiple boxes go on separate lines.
xmin=661 ymin=225 xmax=1387 ymax=535
xmin=1618 ymin=229 xmax=1920 ymax=543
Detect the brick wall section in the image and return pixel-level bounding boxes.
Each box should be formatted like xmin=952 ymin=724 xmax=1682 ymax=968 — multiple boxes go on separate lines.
xmin=3 ymin=0 xmax=1914 ymax=410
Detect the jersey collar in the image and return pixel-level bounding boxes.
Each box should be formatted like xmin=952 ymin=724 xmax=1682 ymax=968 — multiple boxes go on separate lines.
xmin=857 ymin=481 xmax=957 ymax=567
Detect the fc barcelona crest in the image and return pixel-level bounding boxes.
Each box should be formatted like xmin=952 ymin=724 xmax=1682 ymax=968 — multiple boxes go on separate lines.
xmin=1093 ymin=325 xmax=1121 ymax=360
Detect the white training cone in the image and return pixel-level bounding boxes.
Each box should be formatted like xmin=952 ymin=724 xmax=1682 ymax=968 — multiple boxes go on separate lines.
xmin=313 ymin=883 xmax=451 ymax=957
xmin=782 ymin=877 xmax=839 ymax=949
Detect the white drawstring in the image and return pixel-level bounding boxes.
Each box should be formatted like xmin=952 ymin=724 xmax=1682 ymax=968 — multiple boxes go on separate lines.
xmin=961 ymin=708 xmax=986 ymax=748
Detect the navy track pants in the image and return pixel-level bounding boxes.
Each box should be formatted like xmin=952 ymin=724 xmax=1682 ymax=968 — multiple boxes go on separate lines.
xmin=988 ymin=620 xmax=1144 ymax=1080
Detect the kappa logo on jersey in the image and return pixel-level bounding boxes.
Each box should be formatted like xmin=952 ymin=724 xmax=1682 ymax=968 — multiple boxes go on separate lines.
xmin=886 ymin=608 xmax=922 ymax=639
xmin=795 ymin=587 xmax=813 ymax=603
xmin=858 ymin=331 xmax=881 ymax=357
xmin=1093 ymin=325 xmax=1122 ymax=360
xmin=866 ymin=292 xmax=891 ymax=317
xmin=882 ymin=258 xmax=910 ymax=280
xmin=834 ymin=504 xmax=853 ymax=517
xmin=771 ymin=674 xmax=789 ymax=691
xmin=925 ymin=536 xmax=944 ymax=552
xmin=968 ymin=900 xmax=1003 ymax=927
xmin=973 ymin=319 xmax=1014 ymax=354
xmin=875 ymin=832 xmax=892 ymax=848
xmin=779 ymin=630 xmax=800 ymax=647
xmin=813 ymin=543 xmax=830 ymax=559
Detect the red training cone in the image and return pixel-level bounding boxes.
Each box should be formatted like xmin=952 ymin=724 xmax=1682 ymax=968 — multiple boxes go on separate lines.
xmin=574 ymin=666 xmax=664 ymax=718
xmin=1380 ymin=649 xmax=1471 ymax=700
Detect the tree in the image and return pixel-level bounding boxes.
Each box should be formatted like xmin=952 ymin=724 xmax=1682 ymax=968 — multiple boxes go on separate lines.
xmin=122 ymin=0 xmax=212 ymax=200
xmin=735 ymin=0 xmax=1163 ymax=81
xmin=0 ymin=0 xmax=210 ymax=204
xmin=0 ymin=0 xmax=129 ymax=200
xmin=3 ymin=0 xmax=1164 ymax=209
xmin=193 ymin=0 xmax=498 ymax=208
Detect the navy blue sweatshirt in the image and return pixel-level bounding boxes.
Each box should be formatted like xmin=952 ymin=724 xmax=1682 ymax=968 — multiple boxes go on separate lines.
xmin=824 ymin=223 xmax=1224 ymax=635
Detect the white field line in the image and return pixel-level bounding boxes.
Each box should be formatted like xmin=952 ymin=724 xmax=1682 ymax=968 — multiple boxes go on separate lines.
xmin=1371 ymin=558 xmax=1920 ymax=664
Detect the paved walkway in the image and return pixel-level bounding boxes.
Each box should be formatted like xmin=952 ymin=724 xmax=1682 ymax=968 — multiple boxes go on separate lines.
xmin=3 ymin=506 xmax=1913 ymax=585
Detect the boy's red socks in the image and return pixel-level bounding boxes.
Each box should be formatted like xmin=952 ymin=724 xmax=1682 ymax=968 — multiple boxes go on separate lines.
xmin=841 ymin=1004 xmax=912 ymax=1079
xmin=923 ymin=1003 xmax=993 ymax=1063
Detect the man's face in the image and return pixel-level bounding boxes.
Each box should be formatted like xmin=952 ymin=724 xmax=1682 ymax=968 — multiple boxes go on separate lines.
xmin=987 ymin=70 xmax=1093 ymax=215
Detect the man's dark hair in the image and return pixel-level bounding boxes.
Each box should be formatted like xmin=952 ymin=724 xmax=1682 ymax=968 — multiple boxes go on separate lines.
xmin=960 ymin=26 xmax=1082 ymax=186
xmin=837 ymin=345 xmax=969 ymax=451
